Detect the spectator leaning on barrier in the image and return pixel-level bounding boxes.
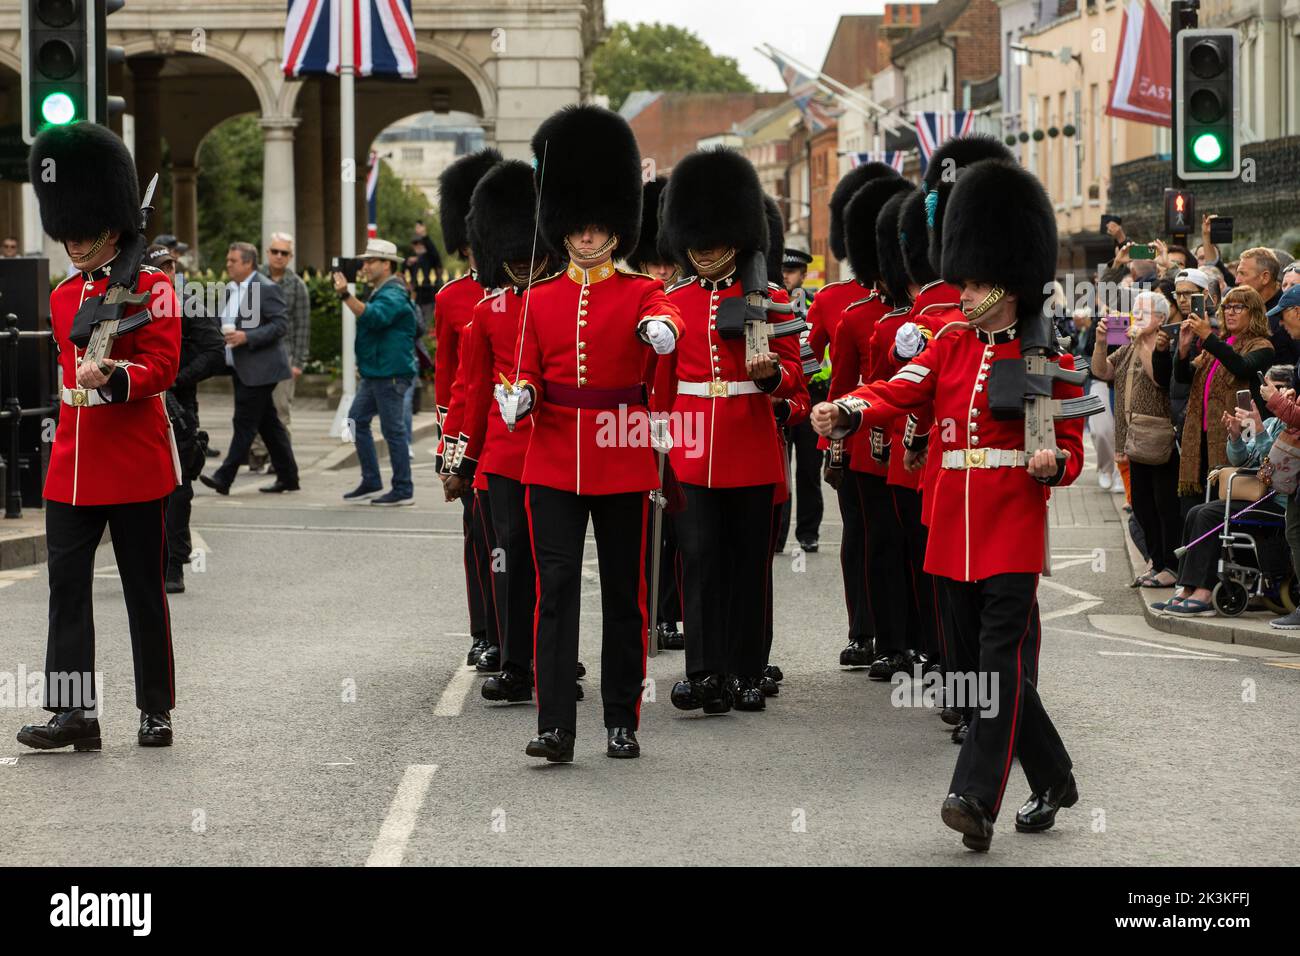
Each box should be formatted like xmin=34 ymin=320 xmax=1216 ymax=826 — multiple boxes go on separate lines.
xmin=1259 ymin=285 xmax=1300 ymax=629
xmin=1094 ymin=291 xmax=1181 ymax=586
xmin=1153 ymin=284 xmax=1275 ymax=506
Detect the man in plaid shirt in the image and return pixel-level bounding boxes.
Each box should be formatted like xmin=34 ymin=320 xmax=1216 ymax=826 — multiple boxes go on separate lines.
xmin=251 ymin=231 xmax=311 ymax=472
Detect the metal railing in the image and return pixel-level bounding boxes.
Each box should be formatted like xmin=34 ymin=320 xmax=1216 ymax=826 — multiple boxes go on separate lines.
xmin=0 ymin=313 xmax=56 ymax=519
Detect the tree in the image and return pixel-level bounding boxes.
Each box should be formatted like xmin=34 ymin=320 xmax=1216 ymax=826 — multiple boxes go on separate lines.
xmin=592 ymin=21 xmax=755 ymax=111
xmin=195 ymin=114 xmax=263 ymax=269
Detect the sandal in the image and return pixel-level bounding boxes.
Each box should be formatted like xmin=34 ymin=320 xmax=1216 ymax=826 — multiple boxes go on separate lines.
xmin=1164 ymin=598 xmax=1216 ymax=616
xmin=1151 ymin=595 xmax=1187 ymax=611
xmin=1137 ymin=570 xmax=1177 ymax=588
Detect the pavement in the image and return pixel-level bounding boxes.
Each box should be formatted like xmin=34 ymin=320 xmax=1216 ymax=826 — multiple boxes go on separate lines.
xmin=1 ymin=430 xmax=1298 ymax=866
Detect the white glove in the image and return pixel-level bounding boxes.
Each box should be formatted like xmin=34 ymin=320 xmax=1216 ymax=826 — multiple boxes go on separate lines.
xmin=650 ymin=417 xmax=673 ymax=453
xmin=643 ymin=319 xmax=676 ymax=355
xmin=494 ymin=383 xmax=531 ymax=420
xmin=894 ymin=322 xmax=924 ymax=360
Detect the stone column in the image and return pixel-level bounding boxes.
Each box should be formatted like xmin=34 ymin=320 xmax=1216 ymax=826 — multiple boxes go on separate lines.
xmin=171 ymin=162 xmax=199 ymax=264
xmin=130 ymin=57 xmax=165 ymax=195
xmin=294 ymin=80 xmax=325 ymax=272
xmin=259 ymin=116 xmax=299 ymax=260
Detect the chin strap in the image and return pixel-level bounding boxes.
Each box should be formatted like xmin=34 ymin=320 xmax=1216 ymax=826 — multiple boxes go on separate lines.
xmin=564 ymin=233 xmax=619 ymax=267
xmin=964 ymin=284 xmax=1006 ymax=324
xmin=70 ymin=230 xmax=111 ymax=269
xmin=688 ymin=248 xmax=737 ymax=281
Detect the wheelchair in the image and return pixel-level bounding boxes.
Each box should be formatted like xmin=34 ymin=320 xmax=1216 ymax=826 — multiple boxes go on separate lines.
xmin=1205 ymin=467 xmax=1298 ymax=616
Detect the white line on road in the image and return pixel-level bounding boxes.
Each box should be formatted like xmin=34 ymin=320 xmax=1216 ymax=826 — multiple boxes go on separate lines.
xmin=1040 ymin=599 xmax=1102 ymax=621
xmin=1038 ymin=577 xmax=1102 ymax=601
xmin=365 ymin=764 xmax=438 ymax=867
xmin=433 ymin=666 xmax=478 ymax=717
xmin=1046 ymin=624 xmax=1235 ymax=658
xmin=1097 ymin=651 xmax=1239 ymax=660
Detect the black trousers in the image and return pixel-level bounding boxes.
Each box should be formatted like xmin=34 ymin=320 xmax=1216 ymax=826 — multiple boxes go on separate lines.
xmin=164 ymin=478 xmax=193 ymax=576
xmin=942 ymin=573 xmax=1071 ymax=818
xmin=213 ymin=379 xmax=298 ymax=487
xmin=526 ymin=485 xmax=648 ymax=734
xmin=461 ymin=492 xmax=499 ymax=648
xmin=893 ymin=485 xmax=939 ymax=659
xmin=44 ymin=497 xmax=175 ymax=714
xmin=790 ymin=421 xmax=824 ymax=543
xmin=676 ymin=483 xmax=774 ymax=680
xmin=1128 ymin=450 xmax=1182 ymax=573
xmin=855 ymin=471 xmax=908 ymax=653
xmin=487 ymin=474 xmax=535 ymax=676
xmin=834 ymin=471 xmax=873 ymax=643
xmin=763 ymin=502 xmax=783 ymax=666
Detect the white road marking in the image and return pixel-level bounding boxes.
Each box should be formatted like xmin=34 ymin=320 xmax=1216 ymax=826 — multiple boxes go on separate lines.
xmin=191 ymin=530 xmax=210 ymax=554
xmin=433 ymin=666 xmax=478 ymax=717
xmin=1046 ymin=624 xmax=1235 ymax=659
xmin=0 ymin=568 xmax=41 ymax=590
xmin=1038 ymin=577 xmax=1102 ymax=601
xmin=1039 ymin=599 xmax=1103 ymax=621
xmin=1097 ymin=651 xmax=1239 ymax=661
xmin=365 ymin=764 xmax=438 ymax=867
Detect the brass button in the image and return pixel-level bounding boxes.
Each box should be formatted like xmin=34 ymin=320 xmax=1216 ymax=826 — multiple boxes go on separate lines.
xmin=971 ymin=436 xmax=980 ymax=446
xmin=578 ymin=341 xmax=586 ymax=348
xmin=579 ymin=309 xmax=588 ymax=316
xmin=711 ymin=344 xmax=718 ymax=351
xmin=578 ymin=320 xmax=588 ymax=327
xmin=579 ymin=377 xmax=588 ymax=385
xmin=579 ymin=365 xmax=587 ymax=372
xmin=578 ymin=353 xmax=587 ymax=361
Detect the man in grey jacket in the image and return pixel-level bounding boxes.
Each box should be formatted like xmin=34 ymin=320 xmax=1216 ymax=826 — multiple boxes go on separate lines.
xmin=200 ymin=242 xmax=300 ymax=494
xmin=249 ymin=231 xmax=311 ymax=472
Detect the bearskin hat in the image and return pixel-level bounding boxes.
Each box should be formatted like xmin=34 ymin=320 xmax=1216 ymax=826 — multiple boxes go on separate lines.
xmin=920 ymin=135 xmax=1013 ymax=275
xmin=875 ymin=186 xmax=916 ymax=305
xmin=531 ymin=104 xmax=643 ymax=261
xmin=439 ymin=148 xmax=502 ymax=256
xmin=844 ymin=175 xmax=912 ymax=287
xmin=29 ymin=122 xmax=140 ymax=242
xmin=941 ymin=159 xmax=1058 ymax=320
xmin=829 ymin=161 xmax=899 ymax=262
xmin=627 ymin=176 xmax=670 ymax=272
xmin=467 ymin=160 xmax=552 ymax=291
xmin=763 ymin=195 xmax=785 ymax=285
xmin=899 ymin=190 xmax=939 ymax=287
xmin=659 ymin=148 xmax=768 ymax=271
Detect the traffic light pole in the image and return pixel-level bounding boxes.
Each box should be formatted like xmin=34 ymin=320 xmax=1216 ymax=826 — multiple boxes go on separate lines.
xmin=1169 ymin=0 xmax=1199 ymax=190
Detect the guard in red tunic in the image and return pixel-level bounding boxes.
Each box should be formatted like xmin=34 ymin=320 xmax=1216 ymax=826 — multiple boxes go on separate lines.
xmin=17 ymin=123 xmax=181 ymax=752
xmin=653 ymin=148 xmax=806 ymax=714
xmin=433 ymin=148 xmax=502 ymax=670
xmin=502 ymin=105 xmax=683 ymax=762
xmin=809 ymin=162 xmax=900 ymax=668
xmin=813 ymin=159 xmax=1095 ymax=852
xmin=441 ymin=159 xmax=557 ymax=704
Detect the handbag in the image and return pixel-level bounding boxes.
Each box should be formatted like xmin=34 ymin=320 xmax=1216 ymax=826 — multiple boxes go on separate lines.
xmin=1263 ymin=429 xmax=1300 ymax=494
xmin=1120 ymin=349 xmax=1176 ymax=466
xmin=1214 ymin=467 xmax=1267 ymax=502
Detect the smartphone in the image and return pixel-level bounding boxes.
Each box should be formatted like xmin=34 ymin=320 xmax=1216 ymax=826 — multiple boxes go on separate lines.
xmin=1159 ymin=321 xmax=1182 ymax=334
xmin=1128 ymin=243 xmax=1156 ymax=260
xmin=1189 ymin=293 xmax=1207 ymax=318
xmin=331 ymin=256 xmax=361 ymax=282
xmin=1236 ymin=389 xmax=1253 ymax=411
xmin=1105 ymin=314 xmax=1131 ymax=346
xmin=1208 ymin=216 xmax=1233 ymax=245
xmin=1101 ymin=214 xmax=1122 ymax=234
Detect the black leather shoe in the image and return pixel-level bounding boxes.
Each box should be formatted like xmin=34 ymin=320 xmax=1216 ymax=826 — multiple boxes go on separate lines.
xmin=734 ymin=678 xmax=766 ymax=711
xmin=939 ymin=706 xmax=963 ymax=726
xmin=259 ymin=480 xmax=300 ymax=493
xmin=797 ymin=538 xmax=819 ymax=553
xmin=525 ymin=728 xmax=575 ymax=762
xmin=199 ymin=474 xmax=229 ymax=495
xmin=764 ymin=664 xmax=784 ymax=683
xmin=17 ymin=710 xmax=101 ymax=751
xmin=576 ymin=660 xmax=586 ymax=679
xmin=606 ymin=727 xmax=640 ymax=758
xmin=466 ymin=638 xmax=488 ymax=666
xmin=138 ymin=711 xmax=173 ymax=747
xmin=475 ymin=644 xmax=501 ymax=672
xmin=482 ymin=668 xmax=532 ymax=703
xmin=165 ymin=570 xmax=185 ymax=594
xmin=951 ymin=720 xmax=968 ymax=744
xmin=670 ymin=674 xmax=732 ymax=714
xmin=868 ymin=651 xmax=909 ymax=681
xmin=575 ymin=682 xmax=584 ymax=701
xmin=839 ymin=639 xmax=872 ymax=667
xmin=656 ymin=622 xmax=685 ymax=650
xmin=941 ymin=793 xmax=995 ymax=852
xmin=1015 ymin=772 xmax=1079 ymax=833
xmin=757 ymin=675 xmax=780 ymax=697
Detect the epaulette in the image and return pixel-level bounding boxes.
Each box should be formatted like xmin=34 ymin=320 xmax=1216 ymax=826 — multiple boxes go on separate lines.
xmin=845 ymin=292 xmax=879 ymax=311
xmin=475 ymin=288 xmax=507 ymax=306
xmin=936 ymin=320 xmax=972 ymax=339
xmin=665 ymin=276 xmax=695 ymax=294
xmin=917 ymin=301 xmax=961 ymax=316
xmin=883 ymin=305 xmax=911 ymax=318
xmin=139 ymin=264 xmax=161 ymax=275
xmin=443 ymin=273 xmax=473 ymax=288
xmin=819 ymin=278 xmax=857 ymax=291
xmin=524 ymin=271 xmax=564 ymax=289
xmin=616 ymin=267 xmax=656 ymax=281
xmin=53 ymin=272 xmax=82 ymax=292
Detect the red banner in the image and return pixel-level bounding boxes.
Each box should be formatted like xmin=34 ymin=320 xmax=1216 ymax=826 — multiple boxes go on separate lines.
xmin=1105 ymin=0 xmax=1172 ymax=127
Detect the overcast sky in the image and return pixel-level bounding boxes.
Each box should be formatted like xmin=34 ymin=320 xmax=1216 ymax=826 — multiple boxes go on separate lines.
xmin=603 ymin=1 xmax=872 ymax=91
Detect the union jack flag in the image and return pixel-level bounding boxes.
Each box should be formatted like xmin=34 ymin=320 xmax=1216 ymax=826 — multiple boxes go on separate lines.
xmin=366 ymin=151 xmax=380 ymax=239
xmin=913 ymin=111 xmax=976 ymax=167
xmin=763 ymin=49 xmax=842 ymax=134
xmin=848 ymin=151 xmax=906 ymax=174
xmin=282 ymin=0 xmax=418 ymax=79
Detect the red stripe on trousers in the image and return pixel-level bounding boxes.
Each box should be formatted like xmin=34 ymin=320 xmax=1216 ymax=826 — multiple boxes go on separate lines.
xmin=523 ymin=487 xmax=543 ymax=713
xmin=634 ymin=494 xmax=650 ymax=723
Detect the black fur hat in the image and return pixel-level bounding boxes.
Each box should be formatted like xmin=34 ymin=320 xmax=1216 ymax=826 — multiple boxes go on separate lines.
xmin=532 ymin=104 xmax=643 ymax=261
xmin=628 ymin=176 xmax=670 ymax=272
xmin=941 ymin=159 xmax=1058 ymax=319
xmin=844 ymin=175 xmax=912 ymax=287
xmin=763 ymin=195 xmax=785 ymax=285
xmin=829 ymin=161 xmax=899 ymax=261
xmin=899 ymin=190 xmax=938 ymax=286
xmin=29 ymin=122 xmax=140 ymax=242
xmin=920 ymin=135 xmax=1012 ymax=275
xmin=875 ymin=186 xmax=916 ymax=304
xmin=659 ymin=148 xmax=767 ymax=270
xmin=467 ymin=160 xmax=551 ymax=291
xmin=439 ymin=147 xmax=502 ymax=256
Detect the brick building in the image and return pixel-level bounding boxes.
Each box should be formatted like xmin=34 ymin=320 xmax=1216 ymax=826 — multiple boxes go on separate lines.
xmin=622 ymin=91 xmax=788 ymax=176
xmin=891 ymin=0 xmax=1003 ymax=119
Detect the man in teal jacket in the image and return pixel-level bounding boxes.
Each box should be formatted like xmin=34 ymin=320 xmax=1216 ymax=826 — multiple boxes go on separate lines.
xmin=332 ymin=238 xmax=420 ymax=506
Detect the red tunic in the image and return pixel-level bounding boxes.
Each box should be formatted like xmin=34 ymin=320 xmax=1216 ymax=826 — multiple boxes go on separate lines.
xmin=842 ymin=325 xmax=1085 ymax=581
xmin=652 ymin=277 xmax=805 ymax=489
xmin=433 ymin=272 xmax=484 ymax=459
xmin=517 ymin=261 xmax=683 ymax=495
xmin=806 ymin=278 xmax=867 ymax=365
xmin=830 ymin=292 xmax=891 ymax=476
xmin=45 ymin=266 xmax=181 ymax=506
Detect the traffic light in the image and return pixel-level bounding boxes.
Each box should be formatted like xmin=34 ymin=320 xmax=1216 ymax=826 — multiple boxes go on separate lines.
xmin=1163 ymin=188 xmax=1195 ymax=238
xmin=1175 ymin=28 xmax=1240 ymax=181
xmin=20 ymin=1 xmax=124 ymax=144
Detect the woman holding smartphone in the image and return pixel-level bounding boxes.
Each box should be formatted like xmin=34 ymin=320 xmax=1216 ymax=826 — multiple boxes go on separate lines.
xmin=1093 ymin=291 xmax=1181 ymax=586
xmin=1153 ymin=285 xmax=1274 ymax=514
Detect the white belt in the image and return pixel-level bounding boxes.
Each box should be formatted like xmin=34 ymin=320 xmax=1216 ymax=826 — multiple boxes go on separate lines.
xmin=677 ymin=379 xmax=761 ymax=398
xmin=941 ymin=448 xmax=1027 ymax=470
xmin=61 ymin=387 xmax=109 ymax=408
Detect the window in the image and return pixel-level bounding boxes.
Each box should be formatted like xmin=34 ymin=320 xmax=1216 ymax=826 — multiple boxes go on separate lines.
xmin=1090 ymin=83 xmax=1101 ymax=181
xmin=1073 ymin=88 xmax=1083 ymax=201
xmin=401 ymin=147 xmax=423 ymax=163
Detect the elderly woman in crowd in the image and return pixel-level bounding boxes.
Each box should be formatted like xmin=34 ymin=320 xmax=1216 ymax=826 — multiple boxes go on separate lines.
xmin=1094 ymin=290 xmax=1182 ymax=586
xmin=1153 ymin=285 xmax=1275 ymax=509
xmin=1154 ymin=364 xmax=1294 ymax=616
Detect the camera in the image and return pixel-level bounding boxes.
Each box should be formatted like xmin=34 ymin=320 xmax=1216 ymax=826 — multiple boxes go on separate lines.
xmin=331 ymin=256 xmax=362 ymax=282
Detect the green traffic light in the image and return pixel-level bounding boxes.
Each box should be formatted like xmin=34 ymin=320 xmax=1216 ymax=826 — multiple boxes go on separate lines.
xmin=40 ymin=91 xmax=77 ymax=126
xmin=1191 ymin=132 xmax=1223 ymax=166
